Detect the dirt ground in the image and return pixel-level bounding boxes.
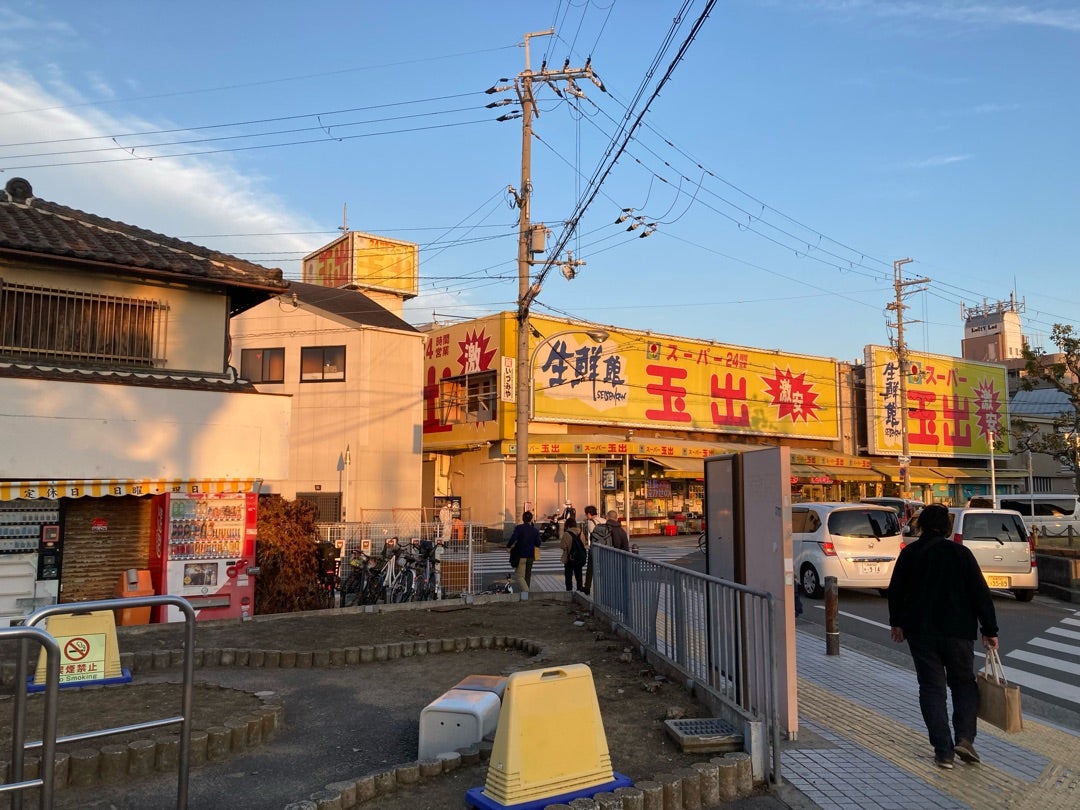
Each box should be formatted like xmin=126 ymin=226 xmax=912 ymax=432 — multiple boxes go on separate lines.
xmin=2 ymin=595 xmax=770 ymax=809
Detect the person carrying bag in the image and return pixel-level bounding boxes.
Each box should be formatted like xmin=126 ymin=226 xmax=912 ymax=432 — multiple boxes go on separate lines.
xmin=978 ymin=647 xmax=1023 ymax=732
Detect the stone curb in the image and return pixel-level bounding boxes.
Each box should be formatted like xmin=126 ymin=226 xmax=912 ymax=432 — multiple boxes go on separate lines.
xmin=3 ymin=691 xmax=283 ymax=794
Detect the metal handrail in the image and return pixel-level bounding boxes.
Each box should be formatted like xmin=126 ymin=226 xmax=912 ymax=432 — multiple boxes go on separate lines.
xmin=0 ymin=625 xmax=59 ymax=810
xmin=590 ymin=544 xmax=782 ymax=785
xmin=19 ymin=596 xmax=197 ymax=809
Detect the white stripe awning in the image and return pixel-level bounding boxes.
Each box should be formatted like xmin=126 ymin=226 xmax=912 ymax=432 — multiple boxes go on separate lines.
xmin=0 ymin=479 xmax=258 ymax=501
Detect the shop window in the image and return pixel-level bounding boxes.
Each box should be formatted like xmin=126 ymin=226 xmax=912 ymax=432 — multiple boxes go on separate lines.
xmin=437 ymin=372 xmax=496 ymax=424
xmin=0 ymin=278 xmax=168 ymax=368
xmin=240 ymin=347 xmax=285 ymax=383
xmin=300 ymin=345 xmax=346 ymax=382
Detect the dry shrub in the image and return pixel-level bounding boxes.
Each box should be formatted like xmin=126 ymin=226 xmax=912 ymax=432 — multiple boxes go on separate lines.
xmin=254 ymin=495 xmax=324 ymax=614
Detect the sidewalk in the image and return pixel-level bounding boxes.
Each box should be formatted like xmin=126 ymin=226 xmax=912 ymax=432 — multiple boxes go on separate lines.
xmin=782 ymin=628 xmax=1079 ymax=809
xmin=531 ymin=567 xmax=1080 ymax=810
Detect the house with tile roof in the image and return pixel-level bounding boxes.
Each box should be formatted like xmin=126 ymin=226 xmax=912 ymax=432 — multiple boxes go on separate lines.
xmin=0 ymin=177 xmax=292 ymax=622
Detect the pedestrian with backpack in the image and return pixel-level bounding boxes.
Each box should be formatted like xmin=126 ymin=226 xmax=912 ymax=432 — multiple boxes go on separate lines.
xmin=581 ymin=505 xmax=601 ymax=595
xmin=560 ymin=517 xmax=588 ymax=592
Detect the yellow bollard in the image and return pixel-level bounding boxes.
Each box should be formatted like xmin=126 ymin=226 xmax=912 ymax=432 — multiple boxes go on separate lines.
xmin=466 ymin=663 xmax=632 ymax=809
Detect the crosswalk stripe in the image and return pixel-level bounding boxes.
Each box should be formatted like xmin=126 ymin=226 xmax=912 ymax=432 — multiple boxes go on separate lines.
xmin=1027 ymin=636 xmax=1080 ymax=658
xmin=1046 ymin=626 xmax=1080 ymax=641
xmin=1008 ymin=648 xmax=1080 ymax=677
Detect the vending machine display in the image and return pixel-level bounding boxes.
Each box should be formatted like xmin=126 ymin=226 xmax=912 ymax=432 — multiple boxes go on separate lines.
xmin=149 ymin=492 xmax=258 ymax=622
xmin=0 ymin=500 xmax=62 ymax=626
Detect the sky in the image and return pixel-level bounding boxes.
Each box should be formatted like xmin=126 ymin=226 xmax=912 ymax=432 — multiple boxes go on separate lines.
xmin=0 ymin=0 xmax=1076 ymax=363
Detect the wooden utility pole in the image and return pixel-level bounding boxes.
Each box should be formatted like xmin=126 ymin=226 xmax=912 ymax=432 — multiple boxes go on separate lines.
xmin=503 ymin=31 xmax=604 ymax=524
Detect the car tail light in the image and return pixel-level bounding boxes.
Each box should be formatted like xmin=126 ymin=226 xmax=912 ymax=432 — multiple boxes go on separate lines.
xmin=820 ymin=541 xmax=837 ymax=557
xmin=1029 ymin=533 xmax=1037 ymax=566
xmin=899 ymin=540 xmax=906 ymax=550
xmin=952 ymin=533 xmax=963 ymax=544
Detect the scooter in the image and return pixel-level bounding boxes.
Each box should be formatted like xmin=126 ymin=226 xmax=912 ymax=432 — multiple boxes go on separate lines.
xmin=538 ymin=512 xmax=561 ymax=544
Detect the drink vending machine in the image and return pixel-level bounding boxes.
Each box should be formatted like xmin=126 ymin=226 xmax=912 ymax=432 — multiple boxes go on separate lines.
xmin=0 ymin=500 xmax=62 ymax=626
xmin=148 ymin=492 xmax=258 ymax=623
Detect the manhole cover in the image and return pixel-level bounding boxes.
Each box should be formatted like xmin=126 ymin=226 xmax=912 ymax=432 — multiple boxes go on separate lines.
xmin=664 ymin=717 xmax=743 ymax=753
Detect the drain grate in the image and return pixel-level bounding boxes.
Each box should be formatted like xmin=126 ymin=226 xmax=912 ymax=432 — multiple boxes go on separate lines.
xmin=664 ymin=717 xmax=743 ymax=753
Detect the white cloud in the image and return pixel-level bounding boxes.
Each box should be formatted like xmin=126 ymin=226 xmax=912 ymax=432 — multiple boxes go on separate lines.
xmin=809 ymin=1 xmax=1080 ymax=33
xmin=904 ymin=153 xmax=973 ymax=168
xmin=0 ymin=71 xmax=322 ymax=278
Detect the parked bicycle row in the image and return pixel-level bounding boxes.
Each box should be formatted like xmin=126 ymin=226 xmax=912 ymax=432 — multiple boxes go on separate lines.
xmin=336 ymin=537 xmax=445 ymax=606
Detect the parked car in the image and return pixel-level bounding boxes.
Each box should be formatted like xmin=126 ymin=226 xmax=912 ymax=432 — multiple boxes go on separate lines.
xmin=948 ymin=507 xmax=1038 ymax=602
xmin=791 ymin=503 xmax=905 ymax=598
xmin=997 ymin=495 xmax=1080 ymax=541
xmin=860 ymin=496 xmax=926 ymax=527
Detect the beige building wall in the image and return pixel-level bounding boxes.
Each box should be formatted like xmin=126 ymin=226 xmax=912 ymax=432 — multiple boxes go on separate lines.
xmin=230 ymin=300 xmax=424 ymax=518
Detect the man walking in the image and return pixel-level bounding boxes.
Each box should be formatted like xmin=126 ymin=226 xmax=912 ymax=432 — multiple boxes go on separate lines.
xmin=581 ymin=507 xmax=629 ymax=595
xmin=506 ymin=511 xmax=541 ymax=593
xmin=888 ymin=503 xmax=999 ymax=769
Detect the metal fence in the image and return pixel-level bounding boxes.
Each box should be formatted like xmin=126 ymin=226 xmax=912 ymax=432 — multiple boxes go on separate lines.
xmin=315 ymin=521 xmax=491 ymax=596
xmin=590 ymin=544 xmax=781 ymax=784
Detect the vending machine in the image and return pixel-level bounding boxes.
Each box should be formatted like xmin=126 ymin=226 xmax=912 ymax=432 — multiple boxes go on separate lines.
xmin=0 ymin=500 xmax=62 ymax=627
xmin=148 ymin=492 xmax=258 ymax=623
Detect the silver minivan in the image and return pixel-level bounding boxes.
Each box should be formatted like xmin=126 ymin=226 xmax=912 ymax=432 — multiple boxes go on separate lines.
xmin=947 ymin=507 xmax=1038 ymax=602
xmin=998 ymin=495 xmax=1080 ymax=540
xmin=792 ymin=503 xmax=905 ymax=598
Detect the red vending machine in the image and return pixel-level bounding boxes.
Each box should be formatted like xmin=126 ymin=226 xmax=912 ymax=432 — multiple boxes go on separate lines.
xmin=148 ymin=492 xmax=258 ymax=623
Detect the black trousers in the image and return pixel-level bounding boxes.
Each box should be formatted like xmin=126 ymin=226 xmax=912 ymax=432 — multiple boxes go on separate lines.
xmin=564 ymin=561 xmax=584 ymax=591
xmin=906 ymin=633 xmax=979 ymax=758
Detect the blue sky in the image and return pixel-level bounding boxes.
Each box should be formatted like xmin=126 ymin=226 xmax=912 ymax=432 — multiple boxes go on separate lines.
xmin=0 ymin=1 xmax=1076 ymax=362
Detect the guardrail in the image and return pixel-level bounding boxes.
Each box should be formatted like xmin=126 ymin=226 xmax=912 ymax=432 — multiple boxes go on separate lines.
xmin=590 ymin=544 xmax=782 ymax=784
xmin=1 ymin=596 xmax=198 ymax=809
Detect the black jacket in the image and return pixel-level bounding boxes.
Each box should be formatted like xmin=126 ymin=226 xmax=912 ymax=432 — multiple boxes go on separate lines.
xmin=887 ymin=532 xmax=999 ymax=640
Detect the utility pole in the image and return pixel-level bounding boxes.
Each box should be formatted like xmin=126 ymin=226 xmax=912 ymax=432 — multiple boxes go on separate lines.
xmin=495 ymin=30 xmax=604 ymax=525
xmin=887 ymin=258 xmax=929 ymax=498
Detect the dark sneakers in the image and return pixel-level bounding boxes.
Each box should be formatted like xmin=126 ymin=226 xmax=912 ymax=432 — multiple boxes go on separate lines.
xmin=954 ymin=739 xmax=981 ymax=764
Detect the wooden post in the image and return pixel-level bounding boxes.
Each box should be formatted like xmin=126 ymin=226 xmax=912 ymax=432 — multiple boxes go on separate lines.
xmin=825 ymin=576 xmax=840 ymax=655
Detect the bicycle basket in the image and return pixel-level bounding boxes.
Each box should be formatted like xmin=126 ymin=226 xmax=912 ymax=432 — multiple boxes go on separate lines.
xmin=419 ymin=539 xmax=436 ymax=556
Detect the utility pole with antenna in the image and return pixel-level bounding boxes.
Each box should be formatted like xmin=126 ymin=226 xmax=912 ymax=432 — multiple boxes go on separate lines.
xmin=487 ymin=29 xmax=605 ymax=523
xmin=887 ymin=257 xmax=929 ymax=498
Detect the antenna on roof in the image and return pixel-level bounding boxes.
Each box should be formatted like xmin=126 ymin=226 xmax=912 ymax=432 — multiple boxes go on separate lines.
xmin=339 ymin=203 xmax=348 ymax=234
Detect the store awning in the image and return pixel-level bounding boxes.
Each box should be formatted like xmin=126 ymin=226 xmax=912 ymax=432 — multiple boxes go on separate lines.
xmin=810 ymin=465 xmax=884 ymax=482
xmin=791 ymin=464 xmax=835 ymax=484
xmin=872 ymin=465 xmax=942 ymax=485
xmin=0 ymin=479 xmax=259 ymax=502
xmin=646 ymin=457 xmax=704 ymax=479
xmin=931 ymin=467 xmax=990 ymax=481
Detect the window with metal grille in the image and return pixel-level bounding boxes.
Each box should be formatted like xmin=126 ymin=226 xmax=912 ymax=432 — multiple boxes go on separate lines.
xmin=296 ymin=491 xmax=343 ymax=522
xmin=0 ymin=278 xmax=168 ymax=367
xmin=437 ymin=371 xmax=496 ymax=424
xmin=240 ymin=347 xmax=285 ymax=383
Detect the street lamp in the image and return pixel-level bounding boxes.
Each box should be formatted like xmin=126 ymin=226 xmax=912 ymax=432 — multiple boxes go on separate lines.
xmin=514 ymin=327 xmax=609 ymax=522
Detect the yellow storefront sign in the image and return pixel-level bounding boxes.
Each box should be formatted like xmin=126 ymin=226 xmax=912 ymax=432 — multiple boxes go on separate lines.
xmin=529 ymin=317 xmax=839 ymax=440
xmin=864 ymin=345 xmax=1008 ymax=459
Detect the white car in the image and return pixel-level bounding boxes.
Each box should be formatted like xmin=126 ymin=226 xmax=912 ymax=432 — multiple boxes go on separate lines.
xmin=947 ymin=507 xmax=1038 ymax=602
xmin=792 ymin=502 xmax=904 ymax=598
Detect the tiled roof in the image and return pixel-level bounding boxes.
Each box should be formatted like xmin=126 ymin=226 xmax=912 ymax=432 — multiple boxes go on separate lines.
xmin=289 ymin=281 xmax=419 ymax=333
xmin=0 ymin=361 xmax=260 ymax=393
xmin=0 ymin=177 xmax=289 ymax=298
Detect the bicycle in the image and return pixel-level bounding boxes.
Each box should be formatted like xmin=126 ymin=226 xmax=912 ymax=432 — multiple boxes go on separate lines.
xmin=410 ymin=539 xmax=443 ymax=602
xmin=339 ymin=552 xmax=376 ymax=607
xmin=376 ymin=539 xmax=414 ymax=604
xmin=697 ymin=530 xmax=706 ymax=554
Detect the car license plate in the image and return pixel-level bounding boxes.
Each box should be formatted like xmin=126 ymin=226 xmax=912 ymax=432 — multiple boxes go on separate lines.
xmin=985 ymin=575 xmax=1010 ymax=588
xmin=860 ymin=563 xmax=883 ymax=575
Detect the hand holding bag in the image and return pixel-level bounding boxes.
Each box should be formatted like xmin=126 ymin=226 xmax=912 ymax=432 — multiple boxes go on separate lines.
xmin=977 ymin=647 xmax=1023 ymax=733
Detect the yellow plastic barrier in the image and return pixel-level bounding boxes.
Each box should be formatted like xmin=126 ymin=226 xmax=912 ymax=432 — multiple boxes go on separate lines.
xmin=466 ymin=663 xmax=631 ymax=809
xmin=32 ymin=610 xmax=129 ymax=689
